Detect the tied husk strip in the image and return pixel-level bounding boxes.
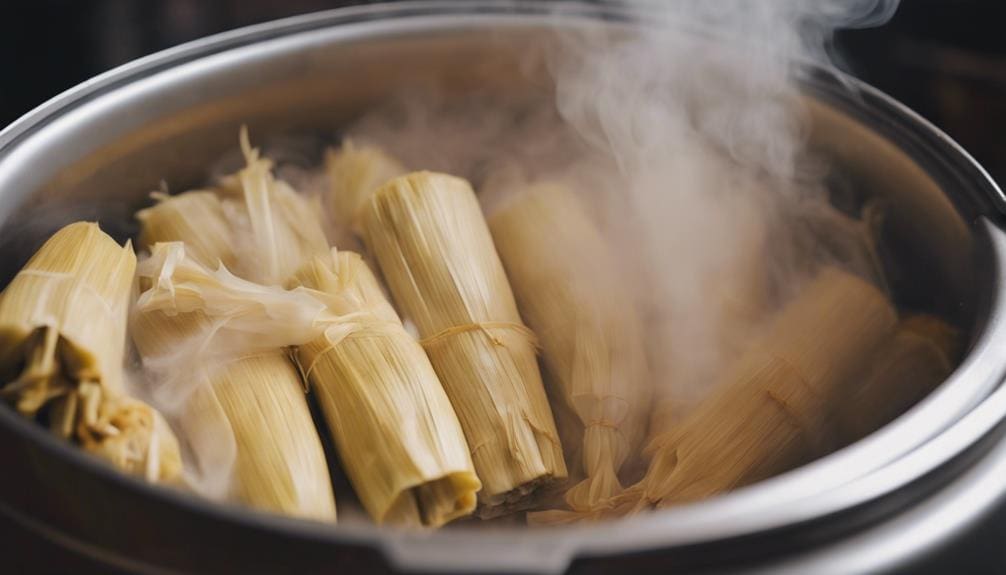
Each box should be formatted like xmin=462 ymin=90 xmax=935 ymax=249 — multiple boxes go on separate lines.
xmin=836 ymin=314 xmax=960 ymax=442
xmin=291 ymin=250 xmax=480 ymax=527
xmin=360 ymin=171 xmax=567 ymax=515
xmin=0 ymin=222 xmax=181 ymax=482
xmin=487 ymin=182 xmax=651 ymax=516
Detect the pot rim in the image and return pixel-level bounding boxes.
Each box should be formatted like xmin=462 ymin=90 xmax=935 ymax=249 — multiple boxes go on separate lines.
xmin=1 ymin=2 xmax=1005 ymax=573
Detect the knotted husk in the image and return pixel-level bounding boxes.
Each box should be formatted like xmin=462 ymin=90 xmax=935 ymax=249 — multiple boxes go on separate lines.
xmin=359 ymin=171 xmax=567 ymax=516
xmin=291 ymin=250 xmax=480 ymax=527
xmin=487 ymin=182 xmax=651 ymax=518
xmin=0 ymin=222 xmax=181 ymax=482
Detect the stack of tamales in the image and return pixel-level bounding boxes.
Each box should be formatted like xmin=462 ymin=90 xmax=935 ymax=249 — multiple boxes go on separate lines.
xmin=132 ymin=134 xmax=337 ymax=521
xmin=328 ymin=144 xmax=567 ymax=516
xmin=621 ymin=267 xmax=897 ymax=511
xmin=135 ymin=131 xmax=482 ymax=527
xmin=487 ymin=181 xmax=651 ymax=518
xmin=0 ymin=222 xmax=181 ymax=482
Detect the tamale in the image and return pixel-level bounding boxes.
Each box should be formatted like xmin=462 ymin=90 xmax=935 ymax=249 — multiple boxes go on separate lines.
xmin=836 ymin=314 xmax=960 ymax=442
xmin=359 ymin=171 xmax=567 ymax=515
xmin=184 ymin=353 xmax=337 ymax=520
xmin=623 ymin=267 xmax=896 ymax=511
xmin=487 ymin=182 xmax=650 ymax=512
xmin=325 ymin=139 xmax=407 ymax=235
xmin=219 ymin=128 xmax=330 ymax=285
xmin=0 ymin=222 xmax=181 ymax=482
xmin=136 ymin=191 xmax=237 ymax=270
xmin=131 ymin=243 xmax=337 ymax=520
xmin=291 ymin=250 xmax=480 ymax=527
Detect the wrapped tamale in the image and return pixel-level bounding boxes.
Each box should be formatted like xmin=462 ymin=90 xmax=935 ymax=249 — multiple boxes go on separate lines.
xmin=487 ymin=182 xmax=650 ymax=513
xmin=623 ymin=267 xmax=896 ymax=511
xmin=132 ymin=243 xmax=337 ymax=520
xmin=836 ymin=314 xmax=960 ymax=442
xmin=359 ymin=171 xmax=567 ymax=515
xmin=291 ymin=250 xmax=480 ymax=526
xmin=0 ymin=222 xmax=181 ymax=482
xmin=221 ymin=130 xmax=329 ymax=284
xmin=326 ymin=139 xmax=407 ymax=235
xmin=136 ymin=191 xmax=238 ymax=270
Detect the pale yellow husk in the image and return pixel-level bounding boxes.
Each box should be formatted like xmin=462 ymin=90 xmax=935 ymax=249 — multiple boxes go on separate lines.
xmin=647 ymin=267 xmax=895 ymax=505
xmin=359 ymin=171 xmax=567 ymax=515
xmin=131 ymin=243 xmax=337 ymax=521
xmin=137 ymin=190 xmax=238 ymax=271
xmin=325 ymin=139 xmax=407 ymax=235
xmin=291 ymin=250 xmax=480 ymax=526
xmin=487 ymin=182 xmax=651 ymax=515
xmin=576 ymin=267 xmax=896 ymax=519
xmin=0 ymin=222 xmax=181 ymax=482
xmin=182 ymin=353 xmax=337 ymax=520
xmin=836 ymin=314 xmax=960 ymax=442
xmin=134 ymin=135 xmax=338 ymax=520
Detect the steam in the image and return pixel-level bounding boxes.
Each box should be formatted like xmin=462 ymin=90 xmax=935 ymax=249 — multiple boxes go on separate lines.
xmin=337 ymin=0 xmax=900 ymax=418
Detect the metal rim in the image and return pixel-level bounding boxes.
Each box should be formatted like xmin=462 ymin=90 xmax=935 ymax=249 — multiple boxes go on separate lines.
xmin=1 ymin=1 xmax=1005 ymax=572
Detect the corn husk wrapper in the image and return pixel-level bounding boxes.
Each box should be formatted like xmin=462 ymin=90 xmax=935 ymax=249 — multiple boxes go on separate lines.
xmin=326 ymin=139 xmax=407 ymax=236
xmin=183 ymin=353 xmax=336 ymax=520
xmin=568 ymin=267 xmax=896 ymax=520
xmin=291 ymin=250 xmax=480 ymax=526
xmin=136 ymin=191 xmax=238 ymax=271
xmin=360 ymin=171 xmax=567 ymax=515
xmin=131 ymin=242 xmax=337 ymax=520
xmin=837 ymin=314 xmax=960 ymax=442
xmin=0 ymin=222 xmax=181 ymax=482
xmin=487 ymin=182 xmax=650 ymax=514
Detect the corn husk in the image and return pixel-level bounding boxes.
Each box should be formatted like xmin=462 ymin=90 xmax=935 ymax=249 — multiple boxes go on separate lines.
xmin=0 ymin=222 xmax=181 ymax=482
xmin=131 ymin=242 xmax=337 ymax=520
xmin=605 ymin=267 xmax=897 ymax=514
xmin=183 ymin=353 xmax=336 ymax=520
xmin=291 ymin=250 xmax=480 ymax=526
xmin=325 ymin=139 xmax=407 ymax=236
xmin=136 ymin=191 xmax=238 ymax=270
xmin=360 ymin=171 xmax=567 ymax=515
xmin=138 ymin=128 xmax=329 ymax=286
xmin=487 ymin=182 xmax=650 ymax=514
xmin=219 ymin=130 xmax=330 ymax=284
xmin=836 ymin=314 xmax=960 ymax=442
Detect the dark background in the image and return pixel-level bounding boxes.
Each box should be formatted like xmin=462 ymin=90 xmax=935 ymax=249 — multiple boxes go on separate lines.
xmin=2 ymin=0 xmax=1006 ymax=572
xmin=3 ymin=0 xmax=1006 ymax=183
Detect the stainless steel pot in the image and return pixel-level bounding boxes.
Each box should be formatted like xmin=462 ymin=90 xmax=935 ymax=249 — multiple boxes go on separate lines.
xmin=2 ymin=2 xmax=1006 ymax=573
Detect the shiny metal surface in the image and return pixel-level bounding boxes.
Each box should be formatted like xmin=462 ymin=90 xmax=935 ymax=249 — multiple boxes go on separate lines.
xmin=0 ymin=2 xmax=1004 ymax=573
